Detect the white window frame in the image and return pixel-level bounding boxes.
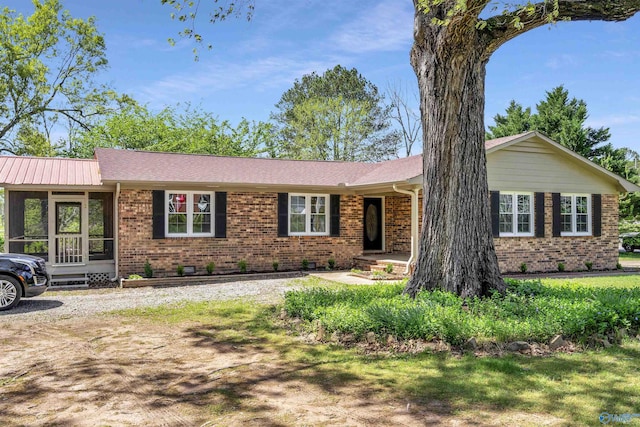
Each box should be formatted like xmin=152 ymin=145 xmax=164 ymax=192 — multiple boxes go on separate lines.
xmin=498 ymin=192 xmax=535 ymax=237
xmin=560 ymin=194 xmax=591 ymax=237
xmin=288 ymin=193 xmax=330 ymax=236
xmin=165 ymin=191 xmax=215 ymax=237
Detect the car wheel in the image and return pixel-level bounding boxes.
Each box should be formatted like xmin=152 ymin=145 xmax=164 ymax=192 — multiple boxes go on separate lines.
xmin=0 ymin=275 xmax=21 ymax=311
xmin=624 ymin=244 xmax=634 ymax=253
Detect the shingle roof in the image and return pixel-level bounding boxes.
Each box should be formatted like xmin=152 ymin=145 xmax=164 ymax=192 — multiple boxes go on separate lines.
xmin=484 ymin=132 xmax=530 ymax=150
xmin=0 ymin=134 xmax=537 ymax=188
xmin=94 ymin=148 xmax=377 ymax=187
xmin=0 ymin=156 xmax=101 ymax=186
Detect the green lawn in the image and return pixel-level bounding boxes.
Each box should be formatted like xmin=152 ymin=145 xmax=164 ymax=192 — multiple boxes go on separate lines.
xmin=117 ymin=276 xmax=640 ymax=426
xmin=619 ymin=251 xmax=640 ymax=260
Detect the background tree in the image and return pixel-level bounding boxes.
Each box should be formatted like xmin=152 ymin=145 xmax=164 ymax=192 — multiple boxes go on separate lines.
xmin=486 ymin=100 xmax=532 ymax=139
xmin=69 ymin=103 xmax=271 ymax=158
xmin=387 ymin=81 xmax=422 ymax=157
xmin=161 ymin=0 xmax=640 ymax=297
xmin=487 ymin=86 xmax=631 ymax=177
xmin=0 ymin=0 xmax=129 ymax=156
xmin=270 ymin=65 xmax=399 ymax=162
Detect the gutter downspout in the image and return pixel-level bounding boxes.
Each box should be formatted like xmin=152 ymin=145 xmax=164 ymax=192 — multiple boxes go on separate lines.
xmin=393 ymin=184 xmax=420 ymax=275
xmin=114 ymin=182 xmax=121 ymax=285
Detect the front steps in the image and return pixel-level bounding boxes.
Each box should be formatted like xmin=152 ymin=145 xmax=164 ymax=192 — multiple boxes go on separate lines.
xmin=49 ymin=272 xmax=89 ymax=289
xmin=353 ymin=255 xmax=408 ymax=274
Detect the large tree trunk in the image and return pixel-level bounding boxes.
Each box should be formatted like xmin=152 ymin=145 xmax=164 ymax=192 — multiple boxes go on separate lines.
xmin=404 ymin=10 xmax=505 ymax=298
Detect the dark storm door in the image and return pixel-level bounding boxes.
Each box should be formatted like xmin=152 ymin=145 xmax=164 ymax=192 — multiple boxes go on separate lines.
xmin=363 ymin=198 xmax=383 ymax=251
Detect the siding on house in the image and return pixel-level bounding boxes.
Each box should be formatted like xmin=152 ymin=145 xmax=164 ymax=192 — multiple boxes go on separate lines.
xmin=487 ymin=139 xmax=620 ymax=194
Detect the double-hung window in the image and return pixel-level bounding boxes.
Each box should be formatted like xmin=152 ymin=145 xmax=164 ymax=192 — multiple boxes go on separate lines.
xmin=499 ymin=192 xmax=533 ymax=236
xmin=166 ymin=191 xmax=214 ymax=237
xmin=289 ymin=194 xmax=329 ymax=235
xmin=560 ymin=194 xmax=591 ymax=236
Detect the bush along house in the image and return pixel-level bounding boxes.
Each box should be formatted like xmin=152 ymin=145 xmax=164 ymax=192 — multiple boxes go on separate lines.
xmin=0 ymin=131 xmax=637 ymax=287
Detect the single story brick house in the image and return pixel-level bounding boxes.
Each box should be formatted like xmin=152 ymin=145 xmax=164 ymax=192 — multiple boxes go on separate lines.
xmin=0 ymin=131 xmax=637 ymax=286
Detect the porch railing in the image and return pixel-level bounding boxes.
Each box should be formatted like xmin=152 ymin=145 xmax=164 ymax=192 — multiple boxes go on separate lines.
xmin=56 ymin=235 xmax=83 ymax=264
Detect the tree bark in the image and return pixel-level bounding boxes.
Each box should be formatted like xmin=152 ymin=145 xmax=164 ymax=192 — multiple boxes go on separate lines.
xmin=404 ymin=7 xmax=505 ymax=298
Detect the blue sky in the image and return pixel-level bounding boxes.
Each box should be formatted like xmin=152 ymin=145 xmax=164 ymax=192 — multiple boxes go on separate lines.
xmin=5 ymin=0 xmax=640 ymax=155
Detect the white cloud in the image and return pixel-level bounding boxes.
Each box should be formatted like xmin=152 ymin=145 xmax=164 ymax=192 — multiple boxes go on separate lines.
xmin=329 ymin=0 xmax=413 ymax=54
xmin=136 ymin=55 xmax=341 ymax=106
xmin=545 ymin=54 xmax=578 ymax=70
xmin=586 ymin=114 xmax=640 ymax=128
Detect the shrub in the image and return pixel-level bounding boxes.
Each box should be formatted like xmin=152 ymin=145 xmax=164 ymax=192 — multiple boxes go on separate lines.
xmin=557 ymin=262 xmax=565 ymax=272
xmin=385 ymin=263 xmax=394 ymax=274
xmin=128 ymin=274 xmax=144 ymax=280
xmin=238 ymin=259 xmax=248 ymax=274
xmin=272 ymin=260 xmax=279 ymax=271
xmin=206 ymin=262 xmax=215 ymax=275
xmin=520 ymin=263 xmax=528 ymax=273
xmin=144 ymin=260 xmax=153 ymax=278
xmin=585 ymin=261 xmax=593 ymax=271
xmin=372 ymin=271 xmax=386 ymax=279
xmin=327 ymin=258 xmax=336 ymax=270
xmin=617 ymin=262 xmax=623 ymax=270
xmin=301 ymin=259 xmax=309 ymax=271
xmin=176 ymin=265 xmax=184 ymax=276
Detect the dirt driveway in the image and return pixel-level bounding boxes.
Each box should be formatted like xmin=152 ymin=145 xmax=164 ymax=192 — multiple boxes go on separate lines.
xmin=0 ymin=281 xmax=447 ymax=427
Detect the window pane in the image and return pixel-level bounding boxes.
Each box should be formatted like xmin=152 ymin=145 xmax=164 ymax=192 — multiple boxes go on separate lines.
xmin=517 ymin=213 xmax=531 ymax=233
xmin=290 ymin=214 xmax=305 ymax=233
xmin=499 ymin=214 xmax=513 ymax=233
xmin=290 ymin=196 xmax=306 ymax=214
xmin=576 ymin=214 xmax=589 ymax=232
xmin=168 ymin=193 xmax=187 ymax=213
xmin=517 ymin=194 xmax=530 ymax=213
xmin=311 ymin=214 xmax=326 ymax=232
xmin=561 ymin=214 xmax=572 ymax=232
xmin=168 ymin=213 xmax=187 ymax=233
xmin=193 ymin=194 xmax=211 ymax=213
xmin=192 ymin=213 xmax=211 ymax=233
xmin=576 ymin=196 xmax=588 ymax=214
xmin=499 ymin=195 xmax=512 ymax=214
xmin=560 ymin=196 xmax=572 ymax=214
xmin=311 ymin=196 xmax=325 ymax=214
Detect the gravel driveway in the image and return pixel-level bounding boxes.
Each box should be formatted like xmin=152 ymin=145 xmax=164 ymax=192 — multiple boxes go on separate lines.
xmin=0 ymin=277 xmax=302 ymax=323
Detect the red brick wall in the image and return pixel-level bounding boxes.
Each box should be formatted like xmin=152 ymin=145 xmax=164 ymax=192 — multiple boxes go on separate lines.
xmin=118 ymin=190 xmax=364 ymax=277
xmin=385 ymin=193 xmax=619 ymax=273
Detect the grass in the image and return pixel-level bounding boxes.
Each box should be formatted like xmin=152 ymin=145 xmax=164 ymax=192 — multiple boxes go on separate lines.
xmin=112 ymin=280 xmax=640 ymax=426
xmin=619 ymin=251 xmax=640 ymax=259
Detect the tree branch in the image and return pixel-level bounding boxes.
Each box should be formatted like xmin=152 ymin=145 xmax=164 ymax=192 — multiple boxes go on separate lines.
xmin=483 ymin=0 xmax=640 ymax=55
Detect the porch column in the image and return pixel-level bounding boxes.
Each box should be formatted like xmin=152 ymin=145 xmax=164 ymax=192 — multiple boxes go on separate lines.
xmin=393 ymin=185 xmax=421 ymax=274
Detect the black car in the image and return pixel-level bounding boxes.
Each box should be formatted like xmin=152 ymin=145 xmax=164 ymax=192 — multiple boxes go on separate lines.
xmin=622 ymin=232 xmax=640 ymax=253
xmin=0 ymin=253 xmax=49 ymax=311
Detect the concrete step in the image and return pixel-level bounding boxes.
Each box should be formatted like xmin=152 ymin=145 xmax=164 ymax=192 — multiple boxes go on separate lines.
xmin=50 ymin=272 xmax=89 ymax=288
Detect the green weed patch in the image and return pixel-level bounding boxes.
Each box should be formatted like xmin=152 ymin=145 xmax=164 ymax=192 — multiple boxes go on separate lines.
xmin=284 ymin=279 xmax=640 ymax=345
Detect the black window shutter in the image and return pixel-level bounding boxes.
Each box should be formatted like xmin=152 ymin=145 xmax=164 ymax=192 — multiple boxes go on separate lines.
xmin=277 ymin=193 xmax=289 ymax=237
xmin=215 ymin=192 xmax=227 ymax=238
xmin=490 ymin=191 xmax=500 ymax=237
xmin=535 ymin=192 xmax=545 ymax=238
xmin=152 ymin=190 xmax=165 ymax=239
xmin=552 ymin=193 xmax=561 ymax=237
xmin=330 ymin=194 xmax=340 ymax=236
xmin=592 ymin=194 xmax=602 ymax=237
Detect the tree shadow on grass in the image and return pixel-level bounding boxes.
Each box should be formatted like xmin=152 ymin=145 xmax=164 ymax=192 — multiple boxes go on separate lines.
xmin=179 ymin=305 xmax=640 ymax=425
